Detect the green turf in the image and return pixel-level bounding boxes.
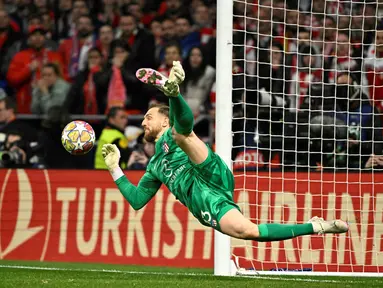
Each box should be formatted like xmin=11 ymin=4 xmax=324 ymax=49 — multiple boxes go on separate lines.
xmin=0 ymin=260 xmax=382 ymax=288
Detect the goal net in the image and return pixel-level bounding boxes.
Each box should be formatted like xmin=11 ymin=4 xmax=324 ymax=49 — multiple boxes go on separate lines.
xmin=228 ymin=0 xmax=383 ymax=276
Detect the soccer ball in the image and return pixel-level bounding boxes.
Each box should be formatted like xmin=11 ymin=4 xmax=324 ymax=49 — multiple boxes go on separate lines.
xmin=61 ymin=120 xmax=96 ymax=155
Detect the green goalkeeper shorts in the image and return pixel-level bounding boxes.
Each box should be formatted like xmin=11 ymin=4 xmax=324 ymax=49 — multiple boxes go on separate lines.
xmin=188 ymin=146 xmax=241 ymax=231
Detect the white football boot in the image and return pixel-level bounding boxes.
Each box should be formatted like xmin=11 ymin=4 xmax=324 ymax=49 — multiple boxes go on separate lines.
xmin=308 ymin=216 xmax=349 ymax=234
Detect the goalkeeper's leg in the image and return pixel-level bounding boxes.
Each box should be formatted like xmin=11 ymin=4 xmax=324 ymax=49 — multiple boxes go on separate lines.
xmin=219 ymin=209 xmax=349 ymax=241
xmin=136 ymin=62 xmax=209 ymax=165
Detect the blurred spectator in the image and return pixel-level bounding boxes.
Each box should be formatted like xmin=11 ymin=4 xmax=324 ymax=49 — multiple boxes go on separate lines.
xmin=180 ymin=46 xmax=214 ymax=116
xmin=150 ymin=19 xmax=163 ymax=63
xmin=94 ymin=39 xmax=146 ymax=113
xmin=0 ymin=9 xmax=21 ymax=89
xmin=4 ymin=13 xmax=59 ymax=63
xmin=311 ymin=0 xmax=326 ymax=16
xmin=202 ymin=33 xmax=216 ymax=69
xmin=94 ymin=106 xmax=130 ymax=169
xmin=127 ymin=133 xmax=155 ymax=170
xmin=116 ymin=13 xmax=156 ymax=69
xmin=158 ymin=41 xmax=182 ymax=77
xmin=6 ymin=0 xmax=36 ymax=34
xmin=7 ymin=25 xmax=65 ymax=114
xmin=97 ymin=0 xmax=120 ymax=29
xmin=65 ymin=47 xmax=105 ymax=115
xmin=157 ymin=18 xmax=177 ymax=62
xmin=31 ymin=62 xmax=71 ymax=114
xmin=0 ymin=93 xmax=46 ymax=168
xmin=65 ymin=0 xmax=90 ymax=38
xmin=55 ymin=0 xmax=73 ymax=39
xmin=320 ymin=16 xmax=337 ymax=62
xmin=157 ymin=0 xmax=189 ymax=21
xmin=59 ymin=14 xmax=96 ymax=80
xmin=207 ymin=1 xmax=216 ymax=27
xmin=192 ymin=4 xmax=214 ymax=45
xmin=28 ymin=13 xmax=42 ymax=26
xmin=121 ymin=1 xmax=151 ymax=28
xmin=161 ymin=18 xmax=177 ymax=42
xmin=0 ymin=93 xmax=37 ymax=142
xmin=358 ymin=2 xmax=377 ymax=46
xmin=364 ymin=27 xmax=383 ymax=114
xmin=329 ymin=73 xmax=383 ymax=169
xmin=289 ymin=44 xmax=322 ymax=111
xmin=233 ymin=1 xmax=273 ymax=79
xmin=259 ymin=41 xmax=289 ymax=100
xmin=285 ymin=27 xmax=311 ymax=79
xmin=175 ymin=16 xmax=200 ymax=58
xmin=338 ymin=14 xmax=351 ymax=33
xmin=96 ymin=24 xmax=114 ymax=63
xmin=0 ymin=130 xmax=45 ymax=168
xmin=284 ymin=8 xmax=301 ymax=50
xmin=41 ymin=11 xmax=55 ymax=40
xmin=272 ymin=0 xmax=285 ymax=30
xmin=327 ymin=31 xmax=361 ymax=83
xmin=33 ymin=0 xmax=50 ymax=14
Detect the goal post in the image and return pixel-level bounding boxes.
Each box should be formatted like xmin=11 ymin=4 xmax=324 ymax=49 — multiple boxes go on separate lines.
xmin=214 ymin=0 xmax=234 ymax=277
xmin=215 ymin=0 xmax=383 ymax=277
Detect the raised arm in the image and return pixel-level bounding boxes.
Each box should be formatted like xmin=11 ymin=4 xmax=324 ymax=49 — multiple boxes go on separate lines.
xmin=167 ymin=62 xmax=194 ymax=135
xmin=102 ymin=144 xmax=161 ymax=210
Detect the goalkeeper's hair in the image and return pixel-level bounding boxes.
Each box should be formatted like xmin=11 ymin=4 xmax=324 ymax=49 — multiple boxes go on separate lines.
xmin=149 ymin=103 xmax=169 ymax=118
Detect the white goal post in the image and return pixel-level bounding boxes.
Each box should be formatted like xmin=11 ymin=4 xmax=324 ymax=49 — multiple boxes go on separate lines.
xmin=215 ymin=0 xmax=383 ymax=277
xmin=214 ymin=0 xmax=234 ymax=277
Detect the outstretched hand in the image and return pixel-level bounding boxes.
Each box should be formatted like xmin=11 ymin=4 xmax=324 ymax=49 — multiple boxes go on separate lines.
xmin=102 ymin=144 xmax=121 ymax=170
xmin=170 ymin=61 xmax=185 ymax=85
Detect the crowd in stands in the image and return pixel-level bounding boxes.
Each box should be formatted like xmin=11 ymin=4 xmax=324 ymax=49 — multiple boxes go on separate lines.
xmin=0 ymin=0 xmax=382 ymax=171
xmin=0 ymin=0 xmax=217 ymax=169
xmin=231 ymin=0 xmax=383 ymax=171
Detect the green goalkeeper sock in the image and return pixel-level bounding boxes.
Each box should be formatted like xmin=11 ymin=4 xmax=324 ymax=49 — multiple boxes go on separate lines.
xmin=169 ymin=93 xmax=194 ymax=135
xmin=257 ymin=223 xmax=314 ymax=242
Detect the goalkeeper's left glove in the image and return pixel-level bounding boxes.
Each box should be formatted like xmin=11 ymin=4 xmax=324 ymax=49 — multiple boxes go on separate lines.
xmin=102 ymin=144 xmax=124 ymax=180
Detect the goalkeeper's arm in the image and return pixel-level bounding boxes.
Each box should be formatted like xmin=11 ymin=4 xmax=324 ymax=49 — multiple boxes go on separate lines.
xmin=168 ymin=61 xmax=194 ymax=135
xmin=102 ymin=144 xmax=161 ymax=210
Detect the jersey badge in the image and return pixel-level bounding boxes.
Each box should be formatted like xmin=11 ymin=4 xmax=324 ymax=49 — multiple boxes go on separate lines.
xmin=162 ymin=141 xmax=169 ymax=153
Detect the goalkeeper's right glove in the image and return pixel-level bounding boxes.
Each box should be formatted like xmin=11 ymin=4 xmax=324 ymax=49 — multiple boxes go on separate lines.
xmin=102 ymin=144 xmax=124 ymax=180
xmin=169 ymin=61 xmax=185 ymax=85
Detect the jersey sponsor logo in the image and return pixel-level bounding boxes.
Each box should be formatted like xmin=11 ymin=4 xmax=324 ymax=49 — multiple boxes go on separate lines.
xmin=161 ymin=158 xmax=186 ymax=183
xmin=162 ymin=141 xmax=169 ymax=153
xmin=161 ymin=159 xmax=173 ymax=177
xmin=169 ymin=164 xmax=186 ymax=184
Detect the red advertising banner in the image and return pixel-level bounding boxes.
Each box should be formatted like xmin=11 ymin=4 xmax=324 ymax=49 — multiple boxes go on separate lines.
xmin=232 ymin=172 xmax=383 ymax=273
xmin=0 ymin=169 xmax=382 ymax=272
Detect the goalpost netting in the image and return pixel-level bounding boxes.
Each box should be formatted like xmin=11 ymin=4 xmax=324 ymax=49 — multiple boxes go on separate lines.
xmin=229 ymin=0 xmax=383 ymax=276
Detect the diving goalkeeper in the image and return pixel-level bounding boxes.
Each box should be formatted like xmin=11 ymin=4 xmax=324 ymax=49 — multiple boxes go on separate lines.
xmin=102 ymin=61 xmax=349 ymax=241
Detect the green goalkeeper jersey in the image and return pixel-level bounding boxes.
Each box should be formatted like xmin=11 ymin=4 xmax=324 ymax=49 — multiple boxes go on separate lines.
xmin=114 ymin=126 xmax=239 ymax=229
xmin=115 ymin=128 xmax=196 ymax=209
xmin=145 ymin=127 xmax=195 ymax=206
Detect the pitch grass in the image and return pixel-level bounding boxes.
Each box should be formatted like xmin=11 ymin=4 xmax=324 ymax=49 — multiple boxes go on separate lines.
xmin=0 ymin=260 xmax=382 ymax=288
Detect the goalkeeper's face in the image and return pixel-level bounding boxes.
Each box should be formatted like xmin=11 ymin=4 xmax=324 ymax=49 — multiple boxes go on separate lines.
xmin=142 ymin=107 xmax=169 ymax=143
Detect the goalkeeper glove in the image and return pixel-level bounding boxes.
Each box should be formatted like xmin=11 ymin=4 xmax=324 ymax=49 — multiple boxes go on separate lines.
xmin=169 ymin=61 xmax=185 ymax=85
xmin=102 ymin=144 xmax=124 ymax=180
xmin=161 ymin=61 xmax=185 ymax=97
